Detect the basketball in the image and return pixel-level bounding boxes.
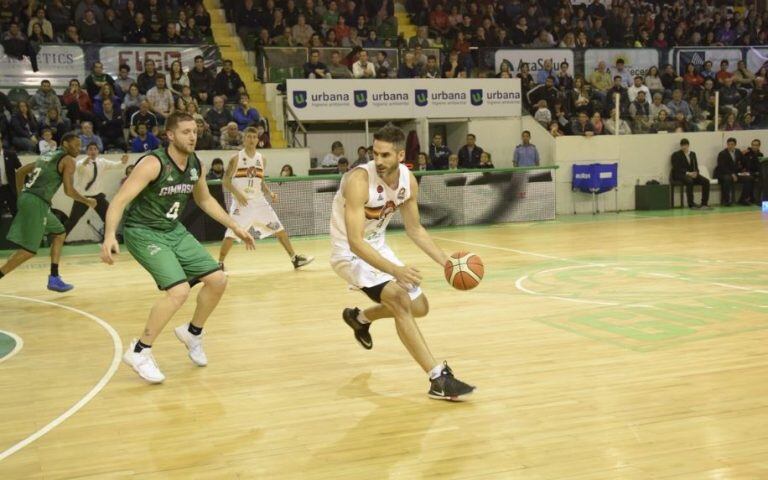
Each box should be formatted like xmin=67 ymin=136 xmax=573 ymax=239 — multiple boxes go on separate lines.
xmin=444 ymin=252 xmax=484 ymax=290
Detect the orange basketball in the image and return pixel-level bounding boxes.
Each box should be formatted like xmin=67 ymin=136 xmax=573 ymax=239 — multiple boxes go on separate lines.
xmin=444 ymin=251 xmax=484 ymax=290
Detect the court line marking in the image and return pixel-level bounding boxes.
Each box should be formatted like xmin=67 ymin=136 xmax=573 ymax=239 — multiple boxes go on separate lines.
xmin=0 ymin=330 xmax=23 ymax=364
xmin=434 ymin=236 xmax=768 ymax=305
xmin=0 ymin=294 xmax=122 ymax=463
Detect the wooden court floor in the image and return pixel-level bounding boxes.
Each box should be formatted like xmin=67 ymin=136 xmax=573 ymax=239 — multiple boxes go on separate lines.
xmin=1 ymin=208 xmax=768 ymax=479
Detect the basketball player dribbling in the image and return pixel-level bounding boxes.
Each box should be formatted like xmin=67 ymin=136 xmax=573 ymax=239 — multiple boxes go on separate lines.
xmin=329 ymin=124 xmax=475 ymax=401
xmin=100 ymin=112 xmax=255 ymax=383
xmin=218 ymin=126 xmax=313 ymax=269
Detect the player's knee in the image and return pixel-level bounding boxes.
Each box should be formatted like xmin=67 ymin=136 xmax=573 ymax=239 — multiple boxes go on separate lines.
xmin=203 ymin=270 xmax=227 ymax=291
xmin=412 ymin=296 xmax=429 ymax=317
xmin=382 ymin=287 xmax=412 ymax=312
xmin=166 ymin=283 xmax=191 ymax=307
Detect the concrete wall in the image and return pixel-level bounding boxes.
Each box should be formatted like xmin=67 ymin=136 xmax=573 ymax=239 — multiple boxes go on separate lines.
xmin=554 ymin=130 xmax=768 ymax=215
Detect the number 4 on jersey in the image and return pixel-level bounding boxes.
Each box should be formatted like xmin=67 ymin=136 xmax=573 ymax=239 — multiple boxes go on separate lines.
xmin=166 ymin=201 xmax=181 ymax=219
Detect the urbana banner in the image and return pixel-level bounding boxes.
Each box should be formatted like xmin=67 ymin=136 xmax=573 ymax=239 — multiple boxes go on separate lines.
xmin=287 ymin=78 xmax=522 ymax=121
xmin=0 ymin=45 xmax=86 ymax=89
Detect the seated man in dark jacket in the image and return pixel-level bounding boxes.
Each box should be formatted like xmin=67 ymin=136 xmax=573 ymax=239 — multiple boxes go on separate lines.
xmin=95 ymin=98 xmax=127 ymax=151
xmin=715 ymin=137 xmax=754 ymax=206
xmin=742 ymin=138 xmax=764 ymax=202
xmin=671 ymin=138 xmax=710 ymax=209
xmin=457 ymin=133 xmax=484 ymax=169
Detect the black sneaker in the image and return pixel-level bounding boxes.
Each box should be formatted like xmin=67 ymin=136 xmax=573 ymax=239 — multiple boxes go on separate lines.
xmin=292 ymin=254 xmax=315 ymax=269
xmin=428 ymin=362 xmax=475 ymax=401
xmin=342 ymin=307 xmax=372 ymax=350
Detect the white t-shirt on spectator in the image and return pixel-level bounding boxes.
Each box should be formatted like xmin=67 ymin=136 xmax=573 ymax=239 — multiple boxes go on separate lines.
xmin=352 ymin=61 xmax=376 ymax=79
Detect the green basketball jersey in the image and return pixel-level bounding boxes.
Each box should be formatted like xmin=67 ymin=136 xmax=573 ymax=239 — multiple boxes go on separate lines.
xmin=22 ymin=149 xmax=67 ymax=204
xmin=125 ymin=148 xmax=201 ymax=232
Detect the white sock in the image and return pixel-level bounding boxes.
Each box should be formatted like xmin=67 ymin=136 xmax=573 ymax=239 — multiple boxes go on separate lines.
xmin=356 ymin=310 xmax=371 ymax=324
xmin=428 ymin=364 xmax=444 ymax=380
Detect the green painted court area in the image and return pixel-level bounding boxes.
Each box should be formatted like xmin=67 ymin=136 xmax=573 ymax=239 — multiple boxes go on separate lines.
xmin=0 ymin=332 xmax=17 ymax=360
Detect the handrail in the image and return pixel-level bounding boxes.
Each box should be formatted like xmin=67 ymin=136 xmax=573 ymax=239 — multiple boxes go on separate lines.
xmin=283 ymin=95 xmax=309 ymax=148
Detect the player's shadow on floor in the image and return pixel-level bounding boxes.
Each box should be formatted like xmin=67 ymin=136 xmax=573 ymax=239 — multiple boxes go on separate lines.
xmin=300 ymin=372 xmax=462 ymax=479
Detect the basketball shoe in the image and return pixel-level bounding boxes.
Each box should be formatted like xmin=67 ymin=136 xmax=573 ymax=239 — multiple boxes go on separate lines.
xmin=123 ymin=339 xmax=165 ymax=383
xmin=174 ymin=324 xmax=208 ymax=366
xmin=343 ymin=307 xmax=372 ymax=349
xmin=47 ymin=275 xmax=74 ymax=292
xmin=428 ymin=362 xmax=475 ymax=401
xmin=292 ymin=254 xmax=314 ymax=269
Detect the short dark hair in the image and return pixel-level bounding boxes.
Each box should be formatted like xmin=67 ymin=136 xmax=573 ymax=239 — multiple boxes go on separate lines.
xmin=727 ymin=137 xmax=737 ymax=144
xmin=41 ymin=79 xmax=50 ymax=85
xmin=616 ymin=59 xmax=625 ymax=64
xmin=87 ymin=142 xmax=99 ymax=149
xmin=680 ymin=138 xmax=690 ymax=146
xmin=467 ymin=133 xmax=476 ymax=139
xmin=194 ymin=55 xmax=204 ymax=62
xmin=119 ymin=64 xmax=130 ymax=72
xmin=337 ymin=157 xmax=349 ymax=165
xmin=331 ymin=140 xmax=343 ymax=150
xmin=310 ymin=49 xmax=319 ymax=55
xmin=522 ymin=130 xmax=531 ymax=136
xmin=614 ymin=75 xmax=622 ymax=80
xmin=165 ymin=111 xmax=196 ymax=131
xmin=61 ymin=132 xmax=79 ymax=144
xmin=212 ymin=158 xmax=224 ymax=166
xmin=373 ymin=124 xmax=406 ymax=151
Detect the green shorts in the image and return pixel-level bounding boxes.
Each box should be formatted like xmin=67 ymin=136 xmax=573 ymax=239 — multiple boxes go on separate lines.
xmin=124 ymin=223 xmax=221 ymax=290
xmin=6 ymin=192 xmax=65 ymax=254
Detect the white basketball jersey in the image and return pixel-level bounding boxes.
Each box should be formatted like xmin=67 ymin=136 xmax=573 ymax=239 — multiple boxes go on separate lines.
xmin=330 ymin=162 xmax=412 ymax=255
xmin=231 ymin=149 xmax=265 ymax=199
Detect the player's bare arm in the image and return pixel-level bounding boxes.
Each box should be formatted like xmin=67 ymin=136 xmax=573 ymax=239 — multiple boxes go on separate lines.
xmin=193 ymin=166 xmax=255 ymax=250
xmin=61 ymin=156 xmax=97 ymax=209
xmin=223 ymin=154 xmax=248 ymax=206
xmin=401 ymin=174 xmax=449 ymax=266
xmin=101 ymin=156 xmax=161 ymax=264
xmin=344 ymin=169 xmax=422 ymax=288
xmin=14 ymin=161 xmax=35 ymax=194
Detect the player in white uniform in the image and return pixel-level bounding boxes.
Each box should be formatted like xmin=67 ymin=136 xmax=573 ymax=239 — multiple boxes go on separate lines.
xmin=330 ymin=124 xmax=475 ymax=401
xmin=219 ymin=127 xmax=313 ymax=269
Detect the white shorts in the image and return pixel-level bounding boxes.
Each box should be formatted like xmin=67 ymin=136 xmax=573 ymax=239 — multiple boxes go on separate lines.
xmin=330 ymin=244 xmax=423 ymax=302
xmin=225 ymin=198 xmax=284 ymax=241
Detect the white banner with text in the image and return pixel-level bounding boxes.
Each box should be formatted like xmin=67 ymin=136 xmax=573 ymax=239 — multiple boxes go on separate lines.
xmin=287 ymin=78 xmax=522 ymax=120
xmin=0 ymin=45 xmax=85 ymax=88
xmin=584 ymin=49 xmax=659 ymax=78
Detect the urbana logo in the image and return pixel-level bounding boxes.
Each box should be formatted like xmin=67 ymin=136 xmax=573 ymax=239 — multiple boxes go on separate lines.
xmin=147 ymin=244 xmax=161 ymax=256
xmin=470 ymin=89 xmax=483 ymax=106
xmin=293 ymin=90 xmax=307 ymax=108
xmin=415 ymin=89 xmax=428 ymax=107
xmin=354 ymin=90 xmax=368 ymax=107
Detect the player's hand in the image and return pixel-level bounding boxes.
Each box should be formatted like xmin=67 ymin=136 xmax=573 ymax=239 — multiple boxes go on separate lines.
xmin=100 ymin=235 xmax=120 ymax=265
xmin=235 ymin=193 xmax=249 ymax=206
xmin=233 ymin=226 xmax=256 ymax=250
xmin=270 ymin=192 xmax=278 ymax=203
xmin=392 ymin=265 xmax=422 ymax=290
xmin=85 ymin=198 xmax=98 ymax=209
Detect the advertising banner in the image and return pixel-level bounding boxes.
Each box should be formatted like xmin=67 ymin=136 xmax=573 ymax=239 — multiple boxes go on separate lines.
xmin=0 ymin=45 xmax=86 ymax=88
xmin=494 ymin=49 xmax=574 ymax=77
xmin=746 ymin=47 xmax=768 ymax=74
xmin=98 ymin=44 xmax=220 ymax=76
xmin=584 ymin=49 xmax=659 ymax=78
xmin=287 ymin=78 xmax=522 ymax=121
xmin=674 ymin=47 xmax=743 ymax=74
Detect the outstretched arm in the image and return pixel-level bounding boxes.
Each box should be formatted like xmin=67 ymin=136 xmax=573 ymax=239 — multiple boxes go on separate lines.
xmin=400 ymin=173 xmax=449 ymax=266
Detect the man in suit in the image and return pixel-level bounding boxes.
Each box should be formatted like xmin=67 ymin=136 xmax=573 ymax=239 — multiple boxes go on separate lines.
xmin=671 ymin=138 xmax=711 ymax=209
xmin=0 ymin=135 xmax=21 ymax=217
xmin=742 ymin=138 xmax=764 ymax=203
xmin=715 ymin=137 xmax=754 ymax=206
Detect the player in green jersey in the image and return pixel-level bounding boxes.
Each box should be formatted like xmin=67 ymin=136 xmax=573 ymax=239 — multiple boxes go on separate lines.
xmin=101 ymin=112 xmax=255 ymax=384
xmin=0 ymin=133 xmax=97 ymax=291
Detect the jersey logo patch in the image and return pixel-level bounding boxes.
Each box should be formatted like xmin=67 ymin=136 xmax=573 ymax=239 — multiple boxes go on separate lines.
xmin=147 ymin=244 xmax=161 ymax=256
xmin=397 ymin=188 xmax=406 ymax=200
xmin=190 ymin=168 xmax=199 ymax=181
xmin=364 ymin=200 xmax=398 ymax=220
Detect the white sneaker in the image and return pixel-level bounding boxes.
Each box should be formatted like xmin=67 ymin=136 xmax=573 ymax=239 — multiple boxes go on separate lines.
xmin=123 ymin=339 xmax=165 ymax=384
xmin=174 ymin=324 xmax=208 ymax=366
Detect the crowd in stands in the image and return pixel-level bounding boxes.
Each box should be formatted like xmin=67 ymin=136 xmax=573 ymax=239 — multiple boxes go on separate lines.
xmin=0 ymin=0 xmax=212 ymax=50
xmin=0 ymin=56 xmax=267 ymax=154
